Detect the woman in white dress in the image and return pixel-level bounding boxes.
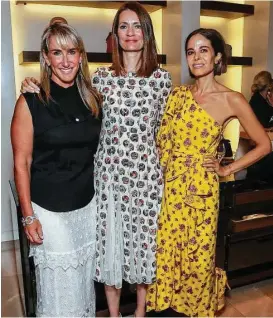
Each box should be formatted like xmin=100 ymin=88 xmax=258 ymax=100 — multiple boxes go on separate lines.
xmin=11 ymin=24 xmax=101 ymax=317
xmin=92 ymin=2 xmax=172 ymax=317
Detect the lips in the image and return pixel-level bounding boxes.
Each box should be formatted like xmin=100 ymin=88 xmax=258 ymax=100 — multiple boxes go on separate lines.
xmin=59 ymin=68 xmax=74 ymax=74
xmin=193 ymin=64 xmax=204 ymax=68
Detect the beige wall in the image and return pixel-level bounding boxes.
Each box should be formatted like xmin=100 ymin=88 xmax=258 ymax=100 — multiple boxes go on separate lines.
xmin=242 ymin=1 xmax=271 ymax=101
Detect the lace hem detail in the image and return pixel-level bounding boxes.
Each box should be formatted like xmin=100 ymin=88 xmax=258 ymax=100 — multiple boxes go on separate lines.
xmin=30 ymin=241 xmax=95 ymax=270
xmin=36 ymin=303 xmax=95 ymax=317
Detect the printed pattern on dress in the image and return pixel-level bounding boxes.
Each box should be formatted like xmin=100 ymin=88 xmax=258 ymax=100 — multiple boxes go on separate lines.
xmin=92 ymin=67 xmax=172 ymax=288
xmin=146 ymin=86 xmax=227 ymax=317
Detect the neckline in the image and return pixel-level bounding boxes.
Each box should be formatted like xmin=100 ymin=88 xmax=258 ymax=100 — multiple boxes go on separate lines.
xmin=50 ymin=78 xmax=76 ymax=91
xmin=187 ymin=86 xmax=223 ymax=127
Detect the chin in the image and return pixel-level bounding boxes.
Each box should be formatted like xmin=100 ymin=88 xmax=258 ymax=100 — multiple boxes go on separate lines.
xmin=122 ymin=47 xmax=143 ymax=52
xmin=190 ymin=68 xmax=214 ymax=78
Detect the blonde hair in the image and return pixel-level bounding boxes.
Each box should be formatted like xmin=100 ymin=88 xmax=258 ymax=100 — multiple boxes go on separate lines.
xmin=251 ymin=71 xmax=272 ymax=94
xmin=39 ymin=23 xmax=101 ymax=117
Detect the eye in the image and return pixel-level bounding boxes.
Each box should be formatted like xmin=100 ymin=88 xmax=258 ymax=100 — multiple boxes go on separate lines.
xmin=68 ymin=49 xmax=77 ymax=55
xmin=187 ymin=50 xmax=194 ymax=56
xmin=135 ymin=24 xmax=142 ymax=29
xmin=200 ymin=48 xmax=208 ymax=53
xmin=52 ymin=50 xmax=61 ymax=56
xmin=119 ymin=24 xmax=127 ymax=30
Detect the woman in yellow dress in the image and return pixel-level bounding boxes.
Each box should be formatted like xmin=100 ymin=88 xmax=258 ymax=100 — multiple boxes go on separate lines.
xmin=146 ymin=28 xmax=271 ymax=317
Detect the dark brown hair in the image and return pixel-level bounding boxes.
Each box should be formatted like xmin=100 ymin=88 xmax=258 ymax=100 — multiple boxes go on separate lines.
xmin=185 ymin=28 xmax=228 ymax=78
xmin=111 ymin=1 xmax=158 ymax=77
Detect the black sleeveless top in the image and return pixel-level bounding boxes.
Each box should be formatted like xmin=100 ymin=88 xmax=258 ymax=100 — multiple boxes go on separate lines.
xmin=23 ymin=80 xmax=101 ymax=212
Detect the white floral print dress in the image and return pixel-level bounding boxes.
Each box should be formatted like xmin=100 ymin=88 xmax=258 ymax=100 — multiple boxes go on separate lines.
xmin=92 ymin=67 xmax=172 ymax=288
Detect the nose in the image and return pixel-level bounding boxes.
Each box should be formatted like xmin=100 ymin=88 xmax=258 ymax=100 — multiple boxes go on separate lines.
xmin=194 ymin=51 xmax=200 ymax=61
xmin=61 ymin=53 xmax=70 ymax=67
xmin=127 ymin=25 xmax=135 ymax=36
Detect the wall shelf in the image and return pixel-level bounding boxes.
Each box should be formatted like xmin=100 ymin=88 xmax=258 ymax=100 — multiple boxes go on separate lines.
xmin=200 ymin=1 xmax=254 ymax=19
xmin=19 ymin=51 xmax=167 ymax=65
xmin=19 ymin=51 xmax=252 ymax=67
xmin=16 ymin=1 xmax=167 ymax=13
xmin=228 ymin=57 xmax=252 ymax=66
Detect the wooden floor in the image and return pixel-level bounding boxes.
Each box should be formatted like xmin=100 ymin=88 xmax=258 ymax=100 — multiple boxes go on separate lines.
xmin=2 ymin=240 xmax=273 ymax=317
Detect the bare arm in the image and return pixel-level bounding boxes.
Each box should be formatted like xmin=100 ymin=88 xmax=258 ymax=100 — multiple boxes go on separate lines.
xmin=20 ymin=77 xmax=40 ymax=94
xmin=225 ymin=93 xmax=271 ymax=175
xmin=11 ymin=95 xmax=43 ymax=244
xmin=204 ymin=92 xmax=271 ymax=177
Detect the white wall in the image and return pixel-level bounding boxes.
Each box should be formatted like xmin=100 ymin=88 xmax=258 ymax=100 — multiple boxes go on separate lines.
xmin=1 ymin=1 xmax=17 ymax=242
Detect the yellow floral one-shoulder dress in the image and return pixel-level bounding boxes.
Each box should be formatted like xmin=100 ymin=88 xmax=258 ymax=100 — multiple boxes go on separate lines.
xmin=146 ymin=86 xmax=227 ymax=317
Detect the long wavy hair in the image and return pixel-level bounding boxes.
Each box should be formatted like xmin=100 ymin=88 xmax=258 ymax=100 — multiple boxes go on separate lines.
xmin=39 ymin=23 xmax=100 ymax=117
xmin=111 ymin=1 xmax=158 ymax=77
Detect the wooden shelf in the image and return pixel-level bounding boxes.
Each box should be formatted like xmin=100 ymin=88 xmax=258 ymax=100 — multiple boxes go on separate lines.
xmin=16 ymin=1 xmax=167 ymax=13
xmin=19 ymin=51 xmax=167 ymax=65
xmin=19 ymin=51 xmax=252 ymax=67
xmin=228 ymin=56 xmax=252 ymax=66
xmin=201 ymin=1 xmax=254 ymax=19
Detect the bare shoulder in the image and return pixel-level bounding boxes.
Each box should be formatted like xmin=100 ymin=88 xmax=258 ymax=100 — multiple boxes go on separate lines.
xmin=13 ymin=95 xmax=31 ymax=118
xmin=225 ymin=90 xmax=249 ymax=109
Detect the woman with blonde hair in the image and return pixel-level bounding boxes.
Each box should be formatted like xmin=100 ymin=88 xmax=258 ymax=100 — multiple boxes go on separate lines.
xmin=250 ymin=70 xmax=273 ymax=128
xmin=11 ymin=23 xmax=101 ymax=317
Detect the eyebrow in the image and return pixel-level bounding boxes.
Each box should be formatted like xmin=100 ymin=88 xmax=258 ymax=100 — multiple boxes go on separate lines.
xmin=186 ymin=45 xmax=210 ymax=52
xmin=49 ymin=47 xmax=78 ymax=52
xmin=119 ymin=21 xmax=141 ymax=25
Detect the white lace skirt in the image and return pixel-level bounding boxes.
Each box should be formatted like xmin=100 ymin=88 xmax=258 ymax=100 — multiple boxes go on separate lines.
xmin=29 ymin=198 xmax=96 ymax=317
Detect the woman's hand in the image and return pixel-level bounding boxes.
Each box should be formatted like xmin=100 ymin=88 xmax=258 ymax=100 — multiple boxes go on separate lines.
xmin=202 ymin=156 xmax=230 ymax=177
xmin=24 ymin=219 xmax=43 ymax=244
xmin=20 ymin=77 xmax=40 ymax=94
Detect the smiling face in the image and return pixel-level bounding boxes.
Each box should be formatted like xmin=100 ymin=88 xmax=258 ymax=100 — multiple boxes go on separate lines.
xmin=186 ymin=33 xmax=222 ymax=78
xmin=43 ymin=35 xmax=82 ymax=88
xmin=117 ymin=9 xmax=144 ymax=52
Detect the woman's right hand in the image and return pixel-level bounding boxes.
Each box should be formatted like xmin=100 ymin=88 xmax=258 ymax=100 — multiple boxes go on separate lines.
xmin=20 ymin=77 xmax=40 ymax=94
xmin=24 ymin=219 xmax=44 ymax=244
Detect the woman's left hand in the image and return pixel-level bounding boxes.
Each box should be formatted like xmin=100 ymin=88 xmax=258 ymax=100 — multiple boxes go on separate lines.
xmin=202 ymin=156 xmax=229 ymax=177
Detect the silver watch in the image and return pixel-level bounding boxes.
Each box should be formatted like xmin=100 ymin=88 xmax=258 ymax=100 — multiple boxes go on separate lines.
xmin=22 ymin=214 xmax=38 ymax=227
